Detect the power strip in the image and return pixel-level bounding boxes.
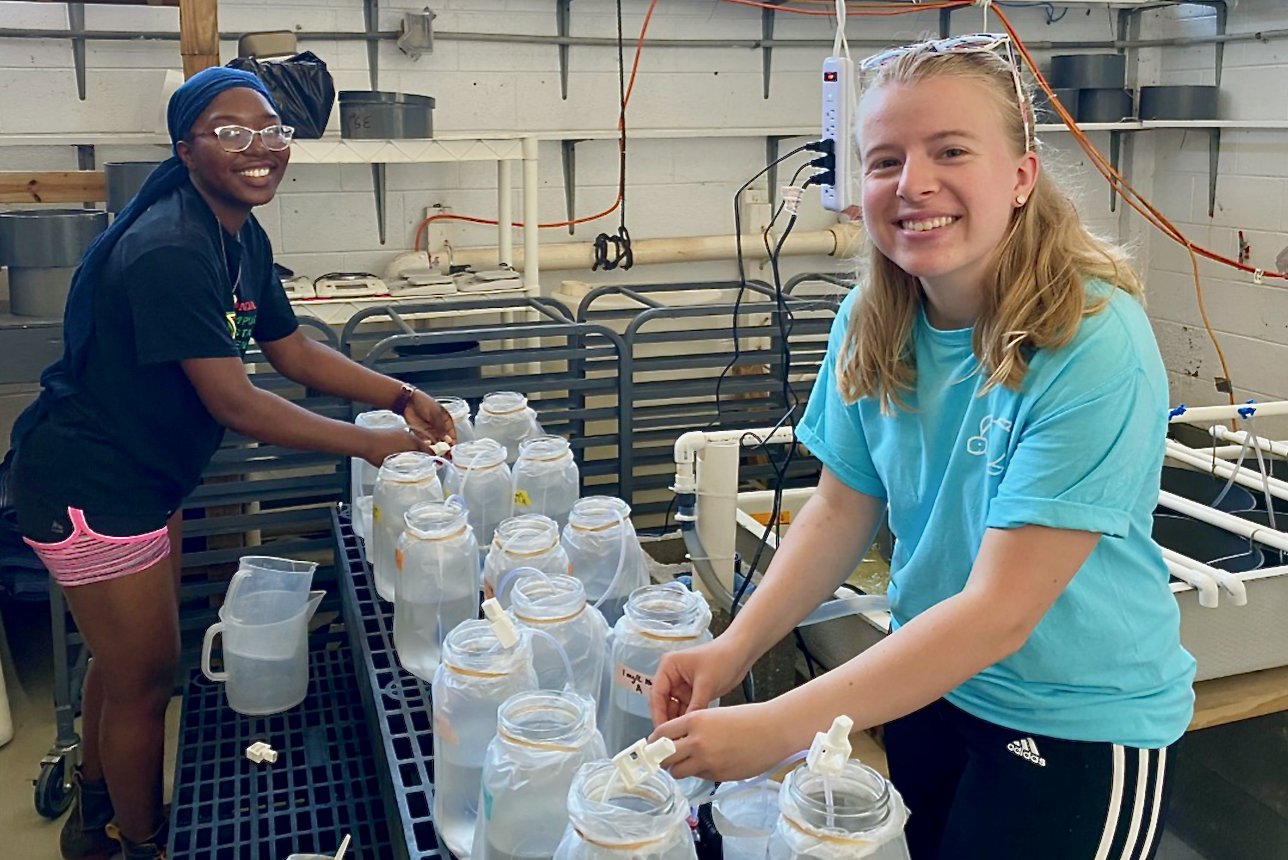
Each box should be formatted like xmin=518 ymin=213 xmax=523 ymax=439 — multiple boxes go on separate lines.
xmin=820 ymin=55 xmax=854 ymax=212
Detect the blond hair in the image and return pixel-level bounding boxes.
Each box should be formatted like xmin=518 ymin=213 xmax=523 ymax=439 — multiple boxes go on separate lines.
xmin=836 ymin=48 xmax=1142 ymax=412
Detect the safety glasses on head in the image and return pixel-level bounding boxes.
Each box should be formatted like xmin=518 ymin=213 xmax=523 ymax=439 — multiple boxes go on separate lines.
xmin=210 ymin=124 xmax=295 ymax=153
xmin=860 ymin=33 xmax=1033 ymax=154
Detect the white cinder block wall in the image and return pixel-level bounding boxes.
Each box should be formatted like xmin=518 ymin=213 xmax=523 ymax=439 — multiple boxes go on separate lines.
xmin=0 ymin=0 xmax=1284 ymax=429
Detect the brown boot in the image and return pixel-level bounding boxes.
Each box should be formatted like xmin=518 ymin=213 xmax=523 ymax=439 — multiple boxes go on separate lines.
xmin=105 ymin=816 xmax=168 ymax=860
xmin=59 ymin=770 xmax=117 ymax=860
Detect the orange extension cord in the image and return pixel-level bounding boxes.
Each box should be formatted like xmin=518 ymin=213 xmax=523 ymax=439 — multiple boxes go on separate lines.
xmin=413 ymin=0 xmax=1272 ymax=400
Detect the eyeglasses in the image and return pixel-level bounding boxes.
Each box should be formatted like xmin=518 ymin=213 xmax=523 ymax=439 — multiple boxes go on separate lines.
xmin=860 ymin=33 xmax=1033 ymax=153
xmin=210 ymin=124 xmax=295 ymax=153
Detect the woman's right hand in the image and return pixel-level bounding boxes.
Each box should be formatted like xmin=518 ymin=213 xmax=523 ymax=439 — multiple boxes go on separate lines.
xmin=649 ymin=635 xmax=755 ymax=727
xmin=362 ymin=425 xmax=434 ymax=466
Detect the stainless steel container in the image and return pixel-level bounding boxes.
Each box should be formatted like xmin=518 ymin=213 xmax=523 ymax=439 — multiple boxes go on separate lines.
xmin=104 ymin=162 xmax=163 ymax=214
xmin=0 ymin=208 xmax=107 ymax=318
xmin=1049 ymin=54 xmax=1127 ymax=89
xmin=1139 ymin=85 xmax=1219 ymax=120
xmin=338 ymin=91 xmax=435 ymax=139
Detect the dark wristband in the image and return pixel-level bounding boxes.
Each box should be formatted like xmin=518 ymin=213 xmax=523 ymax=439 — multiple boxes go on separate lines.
xmin=390 ymin=383 xmax=417 ymax=416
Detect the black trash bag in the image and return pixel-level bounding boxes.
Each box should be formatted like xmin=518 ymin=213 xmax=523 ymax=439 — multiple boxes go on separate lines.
xmin=226 ymin=52 xmax=336 ymax=139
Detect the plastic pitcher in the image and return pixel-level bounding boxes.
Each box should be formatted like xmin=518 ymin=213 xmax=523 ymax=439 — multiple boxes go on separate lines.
xmin=221 ymin=556 xmax=317 ymax=619
xmin=202 ymin=590 xmax=324 ymax=716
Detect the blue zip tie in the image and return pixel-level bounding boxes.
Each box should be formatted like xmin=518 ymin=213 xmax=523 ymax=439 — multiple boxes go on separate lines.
xmin=1168 ymin=404 xmax=1187 ymax=419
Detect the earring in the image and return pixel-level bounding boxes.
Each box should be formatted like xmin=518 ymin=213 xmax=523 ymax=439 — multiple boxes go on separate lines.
xmin=1016 ymin=195 xmax=1027 ymax=206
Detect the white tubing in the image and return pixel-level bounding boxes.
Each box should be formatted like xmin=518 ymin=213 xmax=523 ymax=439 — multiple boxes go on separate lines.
xmin=797 ymin=595 xmax=890 ymax=626
xmin=674 ymin=426 xmax=797 ymax=495
xmin=1158 ymin=547 xmax=1247 ymax=605
xmin=1164 ymin=559 xmax=1220 ymax=608
xmin=1209 ymin=427 xmax=1288 ymax=458
xmin=447 ymin=224 xmax=864 ymax=274
xmin=1157 ymin=491 xmax=1288 ymax=555
xmin=1168 ymin=401 xmax=1288 ymax=423
xmin=1164 ymin=441 xmax=1288 ymax=503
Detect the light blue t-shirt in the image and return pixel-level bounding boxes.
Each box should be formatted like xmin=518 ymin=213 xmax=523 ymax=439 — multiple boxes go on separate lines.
xmin=796 ymin=281 xmax=1195 ymax=749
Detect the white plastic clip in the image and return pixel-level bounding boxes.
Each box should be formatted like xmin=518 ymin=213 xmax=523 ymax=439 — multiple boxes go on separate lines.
xmin=481 ymin=597 xmax=519 ymax=648
xmin=245 ymin=741 xmax=278 ymax=764
xmin=806 ymin=715 xmax=854 ymax=777
xmin=1254 ymin=268 xmax=1265 ymax=285
xmin=611 ymin=736 xmax=676 ymax=789
xmin=429 ymin=440 xmax=451 ymax=456
xmin=781 ymin=185 xmax=804 ymax=216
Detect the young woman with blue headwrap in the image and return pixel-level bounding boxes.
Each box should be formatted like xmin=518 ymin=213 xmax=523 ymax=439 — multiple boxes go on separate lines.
xmin=4 ymin=68 xmax=455 ymax=860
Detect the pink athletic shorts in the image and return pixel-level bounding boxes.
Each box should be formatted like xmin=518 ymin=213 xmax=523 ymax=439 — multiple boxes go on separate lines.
xmin=24 ymin=507 xmax=171 ymax=587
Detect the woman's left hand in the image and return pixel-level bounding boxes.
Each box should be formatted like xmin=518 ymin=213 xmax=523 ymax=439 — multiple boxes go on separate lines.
xmin=650 ymin=700 xmax=795 ymax=783
xmin=403 ymin=391 xmax=456 ymax=446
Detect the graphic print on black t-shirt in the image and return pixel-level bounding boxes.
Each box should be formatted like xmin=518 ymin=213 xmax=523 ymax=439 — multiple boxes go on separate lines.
xmin=227 ymin=297 xmax=259 ymax=353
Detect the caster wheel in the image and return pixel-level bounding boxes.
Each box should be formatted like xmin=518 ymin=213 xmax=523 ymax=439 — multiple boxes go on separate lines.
xmin=34 ymin=755 xmax=74 ymax=819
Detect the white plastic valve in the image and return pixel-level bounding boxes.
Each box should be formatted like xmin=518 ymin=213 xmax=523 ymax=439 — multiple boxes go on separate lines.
xmin=482 ymin=597 xmax=519 ymax=648
xmin=430 ymin=440 xmax=451 ymax=456
xmin=612 ymin=736 xmax=676 ymax=789
xmin=245 ymin=741 xmax=278 ymax=764
xmin=806 ymin=715 xmax=854 ymax=777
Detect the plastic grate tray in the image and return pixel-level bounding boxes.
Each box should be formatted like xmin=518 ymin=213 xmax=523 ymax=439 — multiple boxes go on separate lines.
xmin=169 ymin=641 xmax=395 ymax=860
xmin=331 ymin=507 xmax=453 ymax=860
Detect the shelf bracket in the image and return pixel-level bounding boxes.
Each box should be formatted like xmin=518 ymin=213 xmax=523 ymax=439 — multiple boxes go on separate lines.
xmin=938 ymin=8 xmax=953 ymax=39
xmin=364 ymin=0 xmax=379 ymax=89
xmin=761 ymin=4 xmax=777 ymax=100
xmin=1109 ymin=129 xmax=1122 ymax=213
xmin=68 ymin=3 xmax=87 ymax=100
xmin=557 ymin=0 xmax=572 ymax=100
xmin=561 ymin=138 xmax=584 ymax=235
xmin=1207 ymin=128 xmax=1221 ymax=219
xmin=371 ymin=164 xmax=387 ymax=245
xmin=396 ymin=7 xmax=435 ymax=60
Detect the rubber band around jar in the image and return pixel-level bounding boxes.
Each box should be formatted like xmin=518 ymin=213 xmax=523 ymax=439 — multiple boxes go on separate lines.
xmin=495 ymin=726 xmax=584 ymax=752
xmin=407 ymin=522 xmax=469 ymax=542
xmin=573 ymin=826 xmax=670 ymax=851
xmin=782 ymin=812 xmax=875 ymax=845
xmin=512 ymin=603 xmax=585 ymax=625
xmin=444 ymin=662 xmax=511 ymax=678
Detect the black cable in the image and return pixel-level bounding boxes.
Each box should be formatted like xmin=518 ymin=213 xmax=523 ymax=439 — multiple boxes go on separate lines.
xmin=594 ymin=0 xmax=633 ymax=270
xmin=708 ymin=143 xmax=814 ymax=430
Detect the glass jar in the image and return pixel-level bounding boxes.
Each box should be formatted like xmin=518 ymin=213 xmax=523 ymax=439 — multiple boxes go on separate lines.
xmin=606 ymin=583 xmax=714 ymax=802
xmin=552 ymin=761 xmax=697 ymax=860
xmin=474 ymin=691 xmax=607 ymax=860
xmin=512 ymin=435 xmax=580 ymax=529
xmin=443 ymin=438 xmax=513 ymax=550
xmin=767 ymin=760 xmax=911 ymax=860
xmin=510 ymin=573 xmax=609 ymax=705
xmin=432 ymin=619 xmax=539 ymax=860
xmin=475 ymin=391 xmax=542 ymax=464
xmin=561 ymin=496 xmax=649 ymax=627
xmin=393 ymin=498 xmax=480 ymax=682
xmin=438 ymin=395 xmax=477 ymax=445
xmin=371 ymin=451 xmax=444 ymax=601
xmin=349 ymin=409 xmax=405 ymax=538
xmin=481 ymin=514 xmax=572 ymax=604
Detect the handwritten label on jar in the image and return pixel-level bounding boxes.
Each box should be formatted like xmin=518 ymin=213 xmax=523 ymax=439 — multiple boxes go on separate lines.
xmin=615 ymin=664 xmax=654 ymax=696
xmin=513 ymin=489 xmax=532 ymax=506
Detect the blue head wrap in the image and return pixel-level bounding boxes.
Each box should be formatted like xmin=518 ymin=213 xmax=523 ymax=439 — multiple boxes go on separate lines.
xmin=9 ymin=67 xmax=275 ymax=450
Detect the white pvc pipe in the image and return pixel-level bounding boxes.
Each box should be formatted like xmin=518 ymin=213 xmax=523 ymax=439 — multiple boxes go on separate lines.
xmin=449 ymin=223 xmax=864 ymax=274
xmin=1209 ymin=426 xmax=1288 ymax=458
xmin=1168 ymin=401 xmax=1288 ymax=423
xmin=497 ymin=159 xmax=513 ymax=268
xmin=1164 ymin=440 xmax=1288 ymax=503
xmin=1164 ymin=559 xmax=1220 ymax=608
xmin=1158 ymin=546 xmax=1247 ymax=605
xmin=521 ymin=135 xmax=540 ymax=293
xmin=1158 ymin=490 xmax=1288 ymax=554
xmin=695 ymin=439 xmax=740 ymax=597
xmin=674 ymin=426 xmax=796 ymax=494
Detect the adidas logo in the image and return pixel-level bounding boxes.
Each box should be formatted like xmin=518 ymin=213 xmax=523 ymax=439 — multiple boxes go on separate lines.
xmin=1007 ymin=737 xmax=1047 ymax=767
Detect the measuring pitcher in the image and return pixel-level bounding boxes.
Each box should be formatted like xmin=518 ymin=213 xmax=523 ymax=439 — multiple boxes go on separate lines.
xmin=202 ymin=590 xmax=324 ymax=716
xmin=222 ymin=556 xmax=318 ymax=619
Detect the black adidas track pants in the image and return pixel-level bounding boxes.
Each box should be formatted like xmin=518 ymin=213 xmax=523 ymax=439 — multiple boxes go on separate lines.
xmin=885 ymin=698 xmax=1179 ymax=860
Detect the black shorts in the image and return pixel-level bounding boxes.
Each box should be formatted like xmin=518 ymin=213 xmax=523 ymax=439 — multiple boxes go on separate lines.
xmin=884 ymin=698 xmax=1178 ymax=860
xmin=12 ymin=447 xmax=171 ymax=544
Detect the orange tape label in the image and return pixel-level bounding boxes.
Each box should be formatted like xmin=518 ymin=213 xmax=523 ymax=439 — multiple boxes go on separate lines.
xmin=750 ymin=510 xmax=790 ymax=526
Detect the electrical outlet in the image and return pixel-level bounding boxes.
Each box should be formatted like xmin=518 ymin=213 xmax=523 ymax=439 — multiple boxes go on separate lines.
xmin=820 ymin=55 xmax=854 ymax=213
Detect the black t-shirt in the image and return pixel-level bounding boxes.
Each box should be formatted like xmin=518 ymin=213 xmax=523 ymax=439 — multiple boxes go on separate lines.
xmin=21 ymin=182 xmax=299 ymax=513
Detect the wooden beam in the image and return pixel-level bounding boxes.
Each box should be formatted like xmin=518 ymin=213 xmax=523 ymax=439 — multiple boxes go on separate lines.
xmin=179 ymin=0 xmax=219 ymax=78
xmin=0 ymin=170 xmax=105 ymax=205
